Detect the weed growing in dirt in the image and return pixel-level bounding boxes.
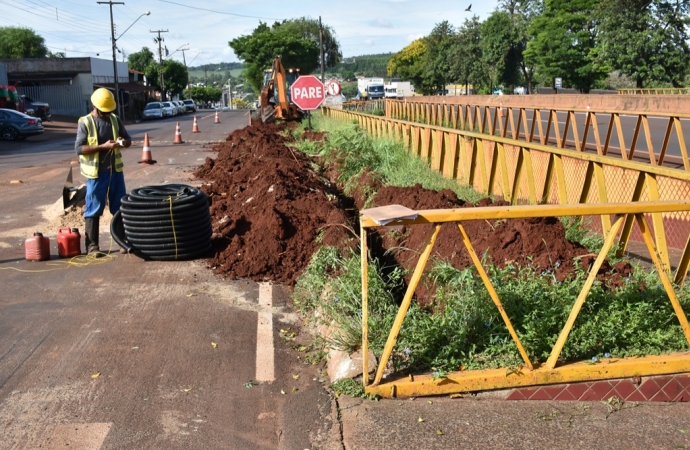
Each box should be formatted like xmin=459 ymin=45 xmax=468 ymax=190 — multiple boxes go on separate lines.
xmin=330 ymin=378 xmax=380 ymax=400
xmin=295 ymin=245 xmax=690 ymax=374
xmin=294 ymin=115 xmax=483 ymax=203
xmin=293 ymin=246 xmax=401 ymax=353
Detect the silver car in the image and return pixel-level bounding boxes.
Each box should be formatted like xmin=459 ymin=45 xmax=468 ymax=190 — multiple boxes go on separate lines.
xmin=161 ymin=101 xmax=176 ymax=117
xmin=173 ymin=100 xmax=186 ymax=115
xmin=142 ymin=102 xmax=165 ymax=120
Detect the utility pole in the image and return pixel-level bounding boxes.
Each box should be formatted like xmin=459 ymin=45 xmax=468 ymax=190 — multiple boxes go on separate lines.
xmin=319 ymin=16 xmax=325 ymax=83
xmin=151 ymin=29 xmax=168 ymax=101
xmin=181 ymin=49 xmax=188 ymax=89
xmin=98 ymin=1 xmax=124 ymax=119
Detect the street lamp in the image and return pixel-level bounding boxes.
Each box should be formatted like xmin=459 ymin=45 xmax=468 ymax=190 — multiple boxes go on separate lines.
xmin=168 ymin=44 xmax=189 ymax=59
xmin=99 ymin=2 xmax=150 ymax=119
xmin=188 ymin=50 xmax=203 ymax=67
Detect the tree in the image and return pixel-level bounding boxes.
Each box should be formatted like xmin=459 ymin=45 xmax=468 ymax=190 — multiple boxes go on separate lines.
xmin=229 ymin=19 xmax=339 ymax=92
xmin=388 ymin=40 xmax=429 ymax=93
xmin=0 ymin=27 xmax=48 ymax=58
xmin=184 ymin=86 xmax=221 ymax=104
xmin=481 ymin=11 xmax=520 ymax=93
xmin=128 ymin=47 xmax=160 ymax=88
xmin=162 ymin=59 xmax=189 ymax=97
xmin=497 ymin=0 xmax=542 ymax=93
xmin=524 ymin=0 xmax=607 ymax=93
xmin=423 ymin=21 xmax=456 ymax=94
xmin=276 ymin=17 xmax=342 ymax=69
xmin=595 ymin=0 xmax=690 ymax=88
xmin=128 ymin=47 xmax=156 ymax=73
xmin=449 ymin=17 xmax=487 ymax=94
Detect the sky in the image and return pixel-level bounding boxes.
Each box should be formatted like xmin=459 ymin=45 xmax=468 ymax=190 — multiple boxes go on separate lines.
xmin=4 ymin=0 xmax=497 ymax=67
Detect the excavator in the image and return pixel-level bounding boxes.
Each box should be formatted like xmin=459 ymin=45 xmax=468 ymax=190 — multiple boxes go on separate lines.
xmin=259 ymin=55 xmax=302 ymax=123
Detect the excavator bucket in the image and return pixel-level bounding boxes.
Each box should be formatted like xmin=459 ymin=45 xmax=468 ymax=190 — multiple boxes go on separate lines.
xmin=260 ymin=82 xmax=277 ymax=123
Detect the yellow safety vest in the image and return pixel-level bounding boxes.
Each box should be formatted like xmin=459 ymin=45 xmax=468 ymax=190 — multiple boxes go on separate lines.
xmin=78 ymin=113 xmax=123 ymax=179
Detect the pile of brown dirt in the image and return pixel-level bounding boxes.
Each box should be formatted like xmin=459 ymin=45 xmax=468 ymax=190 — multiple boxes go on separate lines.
xmin=193 ymin=122 xmax=350 ymax=285
xmin=194 ymin=122 xmax=631 ymax=298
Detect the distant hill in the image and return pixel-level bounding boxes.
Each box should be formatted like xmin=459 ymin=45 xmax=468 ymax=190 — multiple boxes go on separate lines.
xmin=186 ymin=53 xmax=394 ymax=83
xmin=334 ymin=53 xmax=393 ymax=78
xmin=189 ymin=62 xmax=245 ymax=72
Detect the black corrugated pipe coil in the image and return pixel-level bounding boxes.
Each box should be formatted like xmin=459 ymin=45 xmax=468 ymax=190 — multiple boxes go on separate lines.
xmin=110 ymin=184 xmax=212 ymax=261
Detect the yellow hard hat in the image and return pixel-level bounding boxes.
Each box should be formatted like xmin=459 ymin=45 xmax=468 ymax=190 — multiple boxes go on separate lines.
xmin=91 ymin=88 xmax=116 ymax=112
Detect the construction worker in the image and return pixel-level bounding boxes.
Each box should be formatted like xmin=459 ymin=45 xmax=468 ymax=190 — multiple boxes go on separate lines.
xmin=74 ymin=88 xmax=132 ymax=256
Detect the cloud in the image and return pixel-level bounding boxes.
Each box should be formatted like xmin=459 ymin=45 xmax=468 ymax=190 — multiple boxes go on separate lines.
xmin=407 ymin=33 xmax=425 ymax=42
xmin=367 ymin=18 xmax=393 ymax=28
xmin=363 ymin=39 xmax=375 ymax=46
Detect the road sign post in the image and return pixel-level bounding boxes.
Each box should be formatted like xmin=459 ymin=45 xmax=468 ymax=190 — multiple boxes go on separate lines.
xmin=290 ymin=75 xmax=326 ymax=130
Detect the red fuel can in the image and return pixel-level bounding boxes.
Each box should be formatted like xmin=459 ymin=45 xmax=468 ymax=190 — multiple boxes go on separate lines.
xmin=25 ymin=231 xmax=50 ymax=261
xmin=58 ymin=227 xmax=81 ymax=258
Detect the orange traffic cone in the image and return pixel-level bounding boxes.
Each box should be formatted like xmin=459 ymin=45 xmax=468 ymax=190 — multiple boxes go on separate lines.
xmin=192 ymin=115 xmax=200 ymax=133
xmin=173 ymin=122 xmax=184 ymax=144
xmin=214 ymin=111 xmax=220 ymax=124
xmin=138 ymin=133 xmax=157 ymax=165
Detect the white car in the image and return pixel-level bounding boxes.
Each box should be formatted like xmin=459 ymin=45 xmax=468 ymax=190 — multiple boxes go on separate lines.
xmin=142 ymin=102 xmax=165 ymax=120
xmin=173 ymin=100 xmax=186 ymax=115
xmin=161 ymin=101 xmax=176 ymax=116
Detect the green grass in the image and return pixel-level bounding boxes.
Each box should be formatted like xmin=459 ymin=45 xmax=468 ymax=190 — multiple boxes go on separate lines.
xmin=292 ymin=114 xmax=485 ymax=206
xmin=290 ymin=113 xmax=690 ymax=376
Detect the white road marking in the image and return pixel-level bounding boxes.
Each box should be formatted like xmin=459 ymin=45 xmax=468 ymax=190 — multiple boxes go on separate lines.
xmin=255 ymin=283 xmax=275 ymax=383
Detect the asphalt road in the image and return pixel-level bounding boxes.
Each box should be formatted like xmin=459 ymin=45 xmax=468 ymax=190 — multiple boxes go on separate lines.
xmin=501 ymin=108 xmax=690 ymax=166
xmin=0 ymin=110 xmax=336 ymax=450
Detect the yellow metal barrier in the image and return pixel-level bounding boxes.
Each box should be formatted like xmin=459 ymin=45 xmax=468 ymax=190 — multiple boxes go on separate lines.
xmin=619 ymin=88 xmax=690 ymax=95
xmin=359 ymin=201 xmax=690 ymax=398
xmin=323 ymin=107 xmax=690 ymax=284
xmin=383 ymin=99 xmax=690 ymax=171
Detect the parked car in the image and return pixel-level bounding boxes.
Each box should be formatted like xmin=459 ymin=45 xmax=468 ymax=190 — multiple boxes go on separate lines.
xmin=18 ymin=95 xmax=51 ymax=122
xmin=183 ymin=99 xmax=196 ymax=112
xmin=0 ymin=108 xmax=44 ymax=141
xmin=161 ymin=101 xmax=175 ymax=117
xmin=142 ymin=102 xmax=165 ymax=120
xmin=173 ymin=100 xmax=186 ymax=115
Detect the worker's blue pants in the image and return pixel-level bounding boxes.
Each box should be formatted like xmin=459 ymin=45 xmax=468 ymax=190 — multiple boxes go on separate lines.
xmin=84 ymin=171 xmax=126 ymax=218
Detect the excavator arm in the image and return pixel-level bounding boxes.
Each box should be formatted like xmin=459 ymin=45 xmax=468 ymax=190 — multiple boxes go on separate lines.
xmin=259 ymin=55 xmax=302 ymax=123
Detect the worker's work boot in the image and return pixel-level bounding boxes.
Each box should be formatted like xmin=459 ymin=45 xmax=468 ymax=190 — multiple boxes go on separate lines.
xmin=84 ymin=217 xmax=102 ymax=257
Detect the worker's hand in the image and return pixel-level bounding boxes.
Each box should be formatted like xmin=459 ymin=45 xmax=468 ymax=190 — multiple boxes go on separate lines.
xmin=117 ymin=137 xmax=131 ymax=148
xmin=103 ymin=140 xmax=119 ymax=150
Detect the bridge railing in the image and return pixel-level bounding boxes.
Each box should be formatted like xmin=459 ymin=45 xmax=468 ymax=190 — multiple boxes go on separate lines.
xmin=619 ymin=88 xmax=690 ymax=95
xmin=383 ymin=99 xmax=690 ymax=172
xmin=322 ymin=107 xmax=690 ymax=284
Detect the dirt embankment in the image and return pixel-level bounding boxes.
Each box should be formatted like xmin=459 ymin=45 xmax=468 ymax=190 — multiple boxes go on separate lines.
xmin=194 ymin=122 xmax=630 ymax=303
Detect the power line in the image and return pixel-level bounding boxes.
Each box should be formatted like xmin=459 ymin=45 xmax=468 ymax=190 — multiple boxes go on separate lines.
xmin=157 ymin=0 xmax=280 ymax=20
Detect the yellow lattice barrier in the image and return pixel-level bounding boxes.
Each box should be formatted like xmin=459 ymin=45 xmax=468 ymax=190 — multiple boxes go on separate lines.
xmin=358 ymin=202 xmax=690 ymax=398
xmin=323 ymin=107 xmax=690 ymax=283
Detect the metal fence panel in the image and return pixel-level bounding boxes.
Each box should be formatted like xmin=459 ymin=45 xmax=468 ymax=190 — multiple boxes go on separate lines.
xmin=16 ymin=85 xmax=88 ymax=118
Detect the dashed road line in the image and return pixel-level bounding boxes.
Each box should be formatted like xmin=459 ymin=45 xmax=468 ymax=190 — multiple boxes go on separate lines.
xmin=255 ymin=283 xmax=275 ymax=383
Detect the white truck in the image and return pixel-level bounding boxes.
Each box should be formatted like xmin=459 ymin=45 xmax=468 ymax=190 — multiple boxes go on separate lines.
xmin=384 ymin=81 xmax=415 ymax=99
xmin=357 ymin=77 xmax=385 ymax=100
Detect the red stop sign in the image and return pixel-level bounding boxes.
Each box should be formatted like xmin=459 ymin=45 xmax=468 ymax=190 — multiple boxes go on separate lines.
xmin=290 ymin=75 xmax=325 ymax=111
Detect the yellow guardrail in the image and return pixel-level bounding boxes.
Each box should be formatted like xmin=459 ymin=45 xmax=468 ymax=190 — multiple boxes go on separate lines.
xmin=384 ymin=99 xmax=690 ymax=171
xmin=359 ymin=201 xmax=690 ymax=398
xmin=323 ymin=107 xmax=690 ymax=284
xmin=619 ymin=88 xmax=690 ymax=95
